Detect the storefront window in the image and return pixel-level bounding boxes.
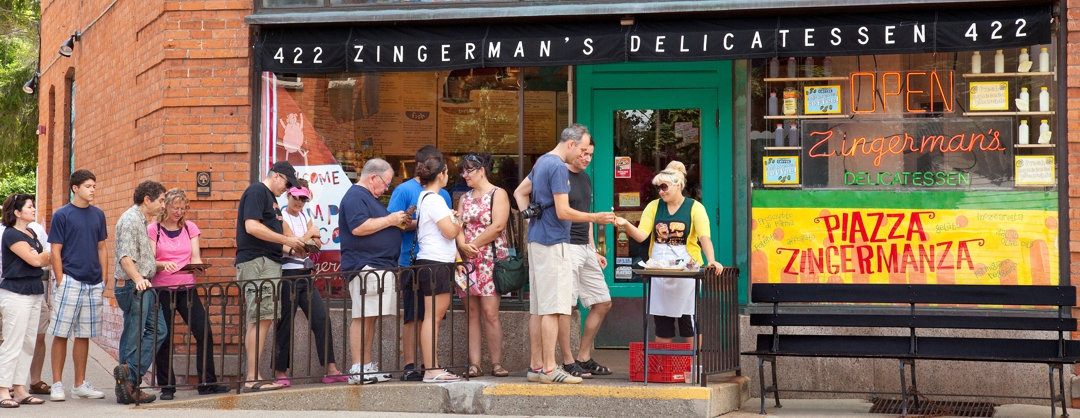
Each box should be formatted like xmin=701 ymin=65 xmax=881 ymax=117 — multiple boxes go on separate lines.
xmin=259 ymin=67 xmax=568 ymax=273
xmin=747 ymin=44 xmax=1061 ymax=286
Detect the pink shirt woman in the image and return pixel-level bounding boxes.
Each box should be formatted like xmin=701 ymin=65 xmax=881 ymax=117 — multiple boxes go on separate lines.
xmin=147 ymin=221 xmax=200 ymax=288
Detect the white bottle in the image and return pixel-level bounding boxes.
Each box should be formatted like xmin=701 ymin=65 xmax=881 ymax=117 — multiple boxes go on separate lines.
xmin=768 ymin=92 xmax=778 ymax=116
xmin=774 ymin=124 xmax=784 ymax=147
xmin=1039 ymin=47 xmax=1050 ymax=72
xmin=1019 ymin=48 xmax=1030 ymax=66
xmin=1018 ymin=87 xmax=1029 ymax=111
xmin=822 ymin=56 xmax=833 ymax=77
xmin=1039 ymin=87 xmax=1050 ymax=112
xmin=994 ymin=50 xmax=1004 ymax=73
xmin=1038 ymin=119 xmax=1051 ymax=144
xmin=788 ymin=122 xmax=799 ymax=147
xmin=804 ymin=56 xmax=815 ymax=78
xmin=787 ymin=57 xmax=797 ymax=78
xmin=1018 ymin=120 xmax=1029 ymax=145
xmin=971 ymin=51 xmax=982 ymax=74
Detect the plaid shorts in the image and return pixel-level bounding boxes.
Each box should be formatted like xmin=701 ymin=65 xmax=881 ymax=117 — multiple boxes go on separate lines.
xmin=47 ymin=274 xmax=103 ymax=338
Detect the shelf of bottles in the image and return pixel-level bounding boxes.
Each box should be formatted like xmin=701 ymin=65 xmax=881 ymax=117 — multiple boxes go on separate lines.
xmin=964 ymin=47 xmax=1056 ymax=152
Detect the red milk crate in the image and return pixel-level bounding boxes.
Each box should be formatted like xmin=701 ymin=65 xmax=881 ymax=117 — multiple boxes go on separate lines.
xmin=629 ymin=342 xmax=692 ymax=383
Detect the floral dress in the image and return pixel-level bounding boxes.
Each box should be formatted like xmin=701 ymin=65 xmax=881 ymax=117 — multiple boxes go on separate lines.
xmin=459 ymin=187 xmax=508 ymax=297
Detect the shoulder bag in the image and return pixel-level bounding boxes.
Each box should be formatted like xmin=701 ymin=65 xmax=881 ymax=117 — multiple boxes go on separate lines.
xmin=487 ymin=188 xmax=527 ymax=294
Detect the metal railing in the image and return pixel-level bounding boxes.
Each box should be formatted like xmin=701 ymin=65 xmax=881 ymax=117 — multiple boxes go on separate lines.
xmin=130 ymin=261 xmax=475 ymax=404
xmin=698 ymin=267 xmax=742 ymax=385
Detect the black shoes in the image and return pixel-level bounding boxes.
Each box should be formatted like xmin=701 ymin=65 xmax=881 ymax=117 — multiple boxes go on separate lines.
xmin=401 ymin=363 xmax=424 ymax=382
xmin=197 ymin=384 xmax=230 ymax=395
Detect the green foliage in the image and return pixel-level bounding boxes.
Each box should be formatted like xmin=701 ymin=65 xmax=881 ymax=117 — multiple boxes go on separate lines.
xmin=0 ymin=0 xmax=40 ymax=177
xmin=0 ymin=171 xmax=36 ymax=197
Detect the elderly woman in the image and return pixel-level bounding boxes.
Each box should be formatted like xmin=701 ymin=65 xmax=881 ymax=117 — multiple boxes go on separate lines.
xmin=614 ymin=161 xmax=723 ymax=343
xmin=149 ymin=188 xmax=228 ymax=399
xmin=455 ymin=153 xmax=510 ymax=378
xmin=0 ymin=194 xmax=50 ymax=407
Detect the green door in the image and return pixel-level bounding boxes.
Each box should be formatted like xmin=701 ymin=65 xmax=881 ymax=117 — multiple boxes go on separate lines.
xmin=577 ymin=62 xmax=735 ymax=347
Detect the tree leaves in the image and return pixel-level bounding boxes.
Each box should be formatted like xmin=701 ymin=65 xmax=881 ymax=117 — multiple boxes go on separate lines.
xmin=0 ymin=0 xmax=39 ymax=176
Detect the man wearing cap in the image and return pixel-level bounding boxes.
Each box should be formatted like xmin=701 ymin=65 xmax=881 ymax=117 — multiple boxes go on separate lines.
xmin=235 ymin=161 xmax=307 ymax=391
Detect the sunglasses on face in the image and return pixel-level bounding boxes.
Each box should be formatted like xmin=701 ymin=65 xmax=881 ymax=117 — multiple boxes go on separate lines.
xmin=292 ymin=195 xmax=309 ymax=202
xmin=657 ymin=183 xmax=673 ymax=192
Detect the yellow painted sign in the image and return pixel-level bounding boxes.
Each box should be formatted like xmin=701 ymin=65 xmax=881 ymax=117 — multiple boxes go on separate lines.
xmin=751 ymin=207 xmax=1058 ymax=285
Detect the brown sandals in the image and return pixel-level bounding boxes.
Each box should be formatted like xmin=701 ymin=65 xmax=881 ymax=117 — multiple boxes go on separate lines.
xmin=491 ymin=364 xmax=509 ymax=377
xmin=466 ymin=364 xmax=483 ymax=377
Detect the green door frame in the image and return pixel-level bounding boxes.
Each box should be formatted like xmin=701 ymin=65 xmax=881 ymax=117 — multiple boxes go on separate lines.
xmin=576 ymin=61 xmax=739 ymax=300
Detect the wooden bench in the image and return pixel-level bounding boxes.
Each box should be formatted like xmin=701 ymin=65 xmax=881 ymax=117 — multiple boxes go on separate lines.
xmin=742 ymin=284 xmax=1080 ymax=417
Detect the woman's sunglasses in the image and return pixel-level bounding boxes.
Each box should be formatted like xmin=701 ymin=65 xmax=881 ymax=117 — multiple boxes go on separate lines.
xmin=657 ymin=183 xmax=672 ymax=192
xmin=292 ymin=195 xmax=309 ymax=202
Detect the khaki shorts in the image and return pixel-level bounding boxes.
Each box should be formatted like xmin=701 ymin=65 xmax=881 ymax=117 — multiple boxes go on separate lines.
xmin=528 ymin=242 xmax=574 ymax=316
xmin=238 ymin=257 xmax=282 ymax=323
xmin=349 ymin=267 xmax=397 ymax=318
xmin=569 ymin=244 xmax=611 ymax=308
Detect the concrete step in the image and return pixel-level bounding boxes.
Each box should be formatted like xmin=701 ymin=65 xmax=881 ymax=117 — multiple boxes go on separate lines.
xmin=140 ymin=374 xmax=749 ymax=418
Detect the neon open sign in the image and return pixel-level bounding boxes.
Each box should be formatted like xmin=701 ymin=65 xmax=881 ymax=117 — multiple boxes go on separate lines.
xmin=848 ymin=70 xmax=954 ymax=114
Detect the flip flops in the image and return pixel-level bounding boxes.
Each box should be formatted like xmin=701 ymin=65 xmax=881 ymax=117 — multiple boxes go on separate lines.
xmin=19 ymin=396 xmax=45 ymax=405
xmin=422 ymin=371 xmax=460 ymax=383
xmin=0 ymin=399 xmax=18 ymax=408
xmin=243 ymin=382 xmax=284 ymax=392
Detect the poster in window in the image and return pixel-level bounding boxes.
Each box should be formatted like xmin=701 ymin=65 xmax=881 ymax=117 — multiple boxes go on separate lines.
xmin=1015 ymin=156 xmax=1055 ymax=186
xmin=615 ymin=156 xmax=631 ymax=178
xmin=803 ymin=86 xmax=842 ymax=115
xmin=969 ymin=81 xmax=1009 ymax=111
xmin=763 ymin=156 xmax=800 ymax=185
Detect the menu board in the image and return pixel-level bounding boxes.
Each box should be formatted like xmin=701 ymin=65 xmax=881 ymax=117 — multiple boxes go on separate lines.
xmin=358 ymin=72 xmax=439 ymax=155
xmin=524 ymin=91 xmax=557 ymax=154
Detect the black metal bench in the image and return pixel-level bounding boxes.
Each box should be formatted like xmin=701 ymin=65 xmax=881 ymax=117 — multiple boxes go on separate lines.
xmin=742 ymin=284 xmax=1080 ymax=417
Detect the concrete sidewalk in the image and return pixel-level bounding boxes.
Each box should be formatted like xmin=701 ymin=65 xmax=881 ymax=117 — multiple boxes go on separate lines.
xmin=724 ymin=398 xmax=1080 ymax=418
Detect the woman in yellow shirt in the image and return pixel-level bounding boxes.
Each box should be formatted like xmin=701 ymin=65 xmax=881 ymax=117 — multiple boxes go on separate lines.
xmin=615 ymin=161 xmax=723 ymax=343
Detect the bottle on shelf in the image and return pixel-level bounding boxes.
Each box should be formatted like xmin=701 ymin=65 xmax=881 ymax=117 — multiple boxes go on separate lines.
xmin=786 ymin=57 xmax=797 ymax=78
xmin=1039 ymin=47 xmax=1050 ymax=72
xmin=1018 ymin=119 xmax=1029 ymax=145
xmin=768 ymin=92 xmax=778 ymax=116
xmin=769 ymin=57 xmax=780 ymax=79
xmin=774 ymin=123 xmax=784 ymax=147
xmin=971 ymin=51 xmax=982 ymax=74
xmin=1039 ymin=86 xmax=1050 ymax=112
xmin=1017 ymin=87 xmax=1029 ymax=112
xmin=787 ymin=122 xmax=799 ymax=147
xmin=1019 ymin=48 xmax=1030 ymax=66
xmin=1038 ymin=119 xmax=1051 ymax=144
xmin=994 ymin=50 xmax=1004 ymax=73
xmin=822 ymin=56 xmax=833 ymax=77
xmin=782 ymin=88 xmax=799 ymax=116
xmin=804 ymin=56 xmax=815 ymax=78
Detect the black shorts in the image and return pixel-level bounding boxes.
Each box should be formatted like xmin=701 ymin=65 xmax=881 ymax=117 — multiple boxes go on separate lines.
xmin=399 ymin=268 xmax=425 ymax=324
xmin=653 ymin=314 xmax=697 ymax=339
xmin=412 ymin=259 xmax=453 ymax=297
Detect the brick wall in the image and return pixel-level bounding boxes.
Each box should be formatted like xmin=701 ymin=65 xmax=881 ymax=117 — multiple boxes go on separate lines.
xmin=37 ymin=0 xmax=254 ymax=358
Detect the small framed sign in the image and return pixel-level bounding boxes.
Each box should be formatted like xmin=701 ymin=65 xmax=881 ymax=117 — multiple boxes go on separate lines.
xmin=763 ymin=156 xmax=800 ymax=185
xmin=803 ymin=85 xmax=842 ymax=114
xmin=196 ymin=171 xmax=212 ymax=197
xmin=1015 ymin=156 xmax=1054 ymax=186
xmin=969 ymin=81 xmax=1009 ymax=111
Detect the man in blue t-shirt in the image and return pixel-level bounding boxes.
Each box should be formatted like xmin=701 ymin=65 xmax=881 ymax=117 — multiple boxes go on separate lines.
xmin=386 ymin=145 xmax=451 ymax=381
xmin=339 ymin=158 xmax=406 ymax=385
xmin=46 ymin=169 xmax=108 ymax=401
xmin=513 ymin=124 xmax=614 ymax=384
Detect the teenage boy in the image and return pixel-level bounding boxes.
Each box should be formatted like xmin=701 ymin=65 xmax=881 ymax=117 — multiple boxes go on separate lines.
xmin=513 ymin=124 xmax=614 ymax=384
xmin=47 ymin=169 xmax=108 ymax=401
xmin=387 ymin=145 xmax=452 ymax=381
xmin=236 ymin=162 xmax=306 ymax=392
xmin=112 ymin=180 xmax=168 ymax=404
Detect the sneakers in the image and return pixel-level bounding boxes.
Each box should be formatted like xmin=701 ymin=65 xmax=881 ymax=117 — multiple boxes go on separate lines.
xmin=72 ymin=381 xmax=105 ymax=399
xmin=49 ymin=382 xmax=65 ymax=402
xmin=526 ymin=367 xmax=542 ymax=383
xmin=159 ymin=390 xmax=174 ymax=401
xmin=364 ymin=362 xmax=392 ymax=383
xmin=401 ymin=363 xmax=423 ymax=382
xmin=113 ymin=365 xmax=133 ymax=404
xmin=540 ymin=367 xmax=582 ymax=384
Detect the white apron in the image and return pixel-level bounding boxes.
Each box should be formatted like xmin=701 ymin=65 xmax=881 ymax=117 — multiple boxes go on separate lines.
xmin=647 ymin=242 xmax=696 ymax=317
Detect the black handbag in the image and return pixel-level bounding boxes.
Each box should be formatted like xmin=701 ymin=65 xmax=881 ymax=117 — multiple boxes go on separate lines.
xmin=486 ymin=188 xmax=527 ymax=294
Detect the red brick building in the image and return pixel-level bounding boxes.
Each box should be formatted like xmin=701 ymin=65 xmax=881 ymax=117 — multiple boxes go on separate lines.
xmin=34 ymin=0 xmax=1080 ymax=402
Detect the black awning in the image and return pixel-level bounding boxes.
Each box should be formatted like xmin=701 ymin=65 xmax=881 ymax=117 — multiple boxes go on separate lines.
xmin=256 ymin=5 xmax=1051 ymax=73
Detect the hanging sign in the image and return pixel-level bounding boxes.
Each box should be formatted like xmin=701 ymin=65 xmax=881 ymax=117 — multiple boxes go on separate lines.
xmin=1015 ymin=156 xmax=1055 ymax=186
xmin=256 ymin=6 xmax=1051 ymax=73
xmin=804 ymin=85 xmax=842 ymax=115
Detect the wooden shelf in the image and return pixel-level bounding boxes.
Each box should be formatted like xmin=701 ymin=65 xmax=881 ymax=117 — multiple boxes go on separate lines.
xmin=962 ymin=111 xmax=1054 ymax=117
xmin=962 ymin=72 xmax=1054 ymax=78
xmin=764 ymin=146 xmax=802 ymax=151
xmin=1015 ymin=143 xmax=1054 ymax=148
xmin=763 ymin=77 xmax=848 ymax=82
xmin=764 ymin=114 xmax=850 ymax=120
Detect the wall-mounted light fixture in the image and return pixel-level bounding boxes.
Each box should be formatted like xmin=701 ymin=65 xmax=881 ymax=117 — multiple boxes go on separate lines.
xmin=22 ymin=73 xmax=39 ymax=94
xmin=58 ymin=31 xmax=82 ymax=57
